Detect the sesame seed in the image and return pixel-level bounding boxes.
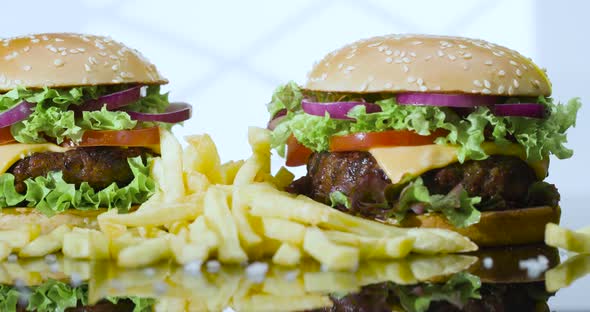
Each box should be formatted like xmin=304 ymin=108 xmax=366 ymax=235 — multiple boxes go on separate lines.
xmin=31 ymin=38 xmax=39 ymax=43
xmin=385 ymin=50 xmax=392 ymax=55
xmin=367 ymin=41 xmax=382 ymax=47
xmin=508 ymin=86 xmax=514 ymax=95
xmin=463 ymin=52 xmax=472 ymax=59
xmin=437 ymin=50 xmax=444 ymax=57
xmin=112 ymin=64 xmax=119 ymax=71
xmin=337 ymin=63 xmax=343 ymax=69
xmin=77 ymin=48 xmax=86 ymax=52
xmin=58 ymin=47 xmax=66 ymax=52
xmin=55 ymin=38 xmax=64 ymax=42
xmin=22 ymin=65 xmax=31 ymax=71
xmin=498 ymin=70 xmax=506 ymax=77
xmin=417 ymin=78 xmax=424 ymax=85
xmin=533 ymin=79 xmax=541 ymax=88
xmin=492 ymin=51 xmax=503 ymax=57
xmin=412 ymin=40 xmax=423 ymax=45
xmin=23 ymin=46 xmax=30 ymax=52
xmin=88 ymin=57 xmax=98 ymax=65
xmin=4 ymin=51 xmax=18 ymax=60
xmin=378 ymin=46 xmax=385 ymax=52
xmin=419 ymin=85 xmax=428 ymax=91
xmin=483 ymin=80 xmax=491 ymax=88
xmin=498 ymin=85 xmax=506 ymax=93
xmin=46 ymin=45 xmax=57 ymax=53
xmin=84 ymin=64 xmax=91 ymax=72
xmin=516 ymin=69 xmax=522 ymax=77
xmin=54 ymin=59 xmax=64 ymax=67
xmin=513 ymin=79 xmax=520 ymax=88
xmin=522 ymin=64 xmax=528 ymax=70
xmin=425 ymin=55 xmax=432 ymax=61
xmin=384 ymin=82 xmax=393 ymax=89
xmin=402 ymin=65 xmax=409 ymax=72
xmin=463 ymin=64 xmax=469 ymax=70
xmin=448 ymin=54 xmax=456 ymax=61
xmin=345 ymin=65 xmax=355 ymax=71
xmin=482 ymin=88 xmax=491 ymax=94
xmin=385 ymin=57 xmax=393 ymax=63
xmin=60 ymin=51 xmax=67 ymax=56
xmin=400 ymin=51 xmax=406 ymax=58
xmin=98 ymin=51 xmax=107 ymax=57
xmin=409 ymin=52 xmax=416 ymax=57
xmin=41 ymin=35 xmax=49 ymax=41
xmin=473 ymin=80 xmax=483 ymax=87
xmin=509 ymin=60 xmax=518 ymax=66
xmin=459 ymin=44 xmax=468 ymax=49
xmin=69 ymin=49 xmax=79 ymax=54
xmin=407 ymin=76 xmax=416 ymax=83
xmin=95 ymin=41 xmax=105 ymax=50
xmin=402 ymin=57 xmax=411 ymax=63
xmin=394 ymin=50 xmax=401 ymax=57
xmin=484 ymin=60 xmax=493 ymax=65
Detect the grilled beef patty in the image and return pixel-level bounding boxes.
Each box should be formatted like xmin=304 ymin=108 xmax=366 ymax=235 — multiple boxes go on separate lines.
xmin=9 ymin=147 xmax=153 ymax=193
xmin=288 ymin=152 xmax=557 ymax=215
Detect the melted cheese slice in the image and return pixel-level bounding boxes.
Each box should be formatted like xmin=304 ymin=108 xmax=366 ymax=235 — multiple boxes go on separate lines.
xmin=0 ymin=143 xmax=72 ymax=174
xmin=369 ymin=143 xmax=548 ymax=185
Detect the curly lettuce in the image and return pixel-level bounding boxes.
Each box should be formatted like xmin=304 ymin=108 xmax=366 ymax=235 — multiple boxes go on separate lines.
xmin=269 ymin=82 xmax=581 ymax=162
xmin=0 ymin=156 xmax=155 ymax=216
xmin=0 ymin=280 xmax=154 ymax=312
xmin=0 ymin=85 xmax=170 ymax=144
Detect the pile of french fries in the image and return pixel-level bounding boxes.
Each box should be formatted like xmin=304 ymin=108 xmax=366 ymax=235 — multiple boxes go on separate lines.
xmin=545 ymin=223 xmax=590 ymax=291
xmin=0 ymin=128 xmax=476 ymax=270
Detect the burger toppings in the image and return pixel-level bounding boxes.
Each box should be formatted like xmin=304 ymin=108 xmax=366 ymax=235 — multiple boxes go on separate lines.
xmin=269 ymin=82 xmax=580 ymax=162
xmin=0 ymin=100 xmax=34 ymax=128
xmin=396 ymin=92 xmax=500 ymax=107
xmin=0 ymin=84 xmax=191 ymax=145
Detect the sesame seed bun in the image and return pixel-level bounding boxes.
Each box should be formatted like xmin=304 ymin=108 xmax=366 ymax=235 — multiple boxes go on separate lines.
xmin=305 ymin=34 xmax=551 ymax=96
xmin=0 ymin=33 xmax=167 ymax=91
xmin=391 ymin=205 xmax=560 ymax=247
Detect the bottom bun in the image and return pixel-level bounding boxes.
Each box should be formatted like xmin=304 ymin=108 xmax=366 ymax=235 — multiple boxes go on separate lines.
xmin=391 ymin=206 xmax=560 ymax=246
xmin=0 ymin=208 xmax=112 ymax=234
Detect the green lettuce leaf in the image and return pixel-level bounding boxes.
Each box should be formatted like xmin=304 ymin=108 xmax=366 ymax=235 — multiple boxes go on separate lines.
xmin=0 ymin=156 xmax=155 ymax=216
xmin=79 ymin=105 xmax=137 ymax=130
xmin=395 ymin=273 xmax=481 ymax=312
xmin=2 ymin=85 xmax=170 ymax=144
xmin=269 ymin=82 xmax=581 ymax=162
xmin=329 ymin=191 xmax=351 ymax=209
xmin=1 ymin=280 xmax=154 ymax=312
xmin=392 ymin=178 xmax=481 ymax=228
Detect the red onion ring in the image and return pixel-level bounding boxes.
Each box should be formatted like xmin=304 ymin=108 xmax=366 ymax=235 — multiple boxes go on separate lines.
xmin=494 ymin=103 xmax=545 ymax=118
xmin=0 ymin=101 xmax=34 ymax=128
xmin=397 ymin=93 xmax=499 ymax=107
xmin=124 ymin=102 xmax=192 ymax=123
xmin=77 ymin=86 xmax=142 ymax=111
xmin=301 ymin=99 xmax=382 ymax=120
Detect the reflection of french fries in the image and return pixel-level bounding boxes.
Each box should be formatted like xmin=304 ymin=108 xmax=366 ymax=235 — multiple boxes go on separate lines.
xmin=545 ymin=223 xmax=590 ymax=253
xmin=545 ymin=253 xmax=590 ymax=292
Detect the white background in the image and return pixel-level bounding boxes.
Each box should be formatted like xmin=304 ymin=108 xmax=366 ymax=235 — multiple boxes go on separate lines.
xmin=1 ymin=0 xmax=588 ymax=308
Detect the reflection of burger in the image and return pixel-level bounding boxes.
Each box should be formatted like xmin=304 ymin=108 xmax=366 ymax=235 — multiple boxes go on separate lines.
xmin=311 ymin=244 xmax=558 ymax=312
xmin=268 ymin=34 xmax=581 ymax=246
xmin=0 ymin=33 xmax=190 ymax=232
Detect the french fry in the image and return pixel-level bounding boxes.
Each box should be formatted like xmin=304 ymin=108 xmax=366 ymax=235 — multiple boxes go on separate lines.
xmin=219 ymin=160 xmax=244 ymax=185
xmin=0 ymin=225 xmax=40 ymax=251
xmin=231 ymin=188 xmax=262 ymax=248
xmin=184 ymin=171 xmax=210 ymax=195
xmin=409 ymin=255 xmax=478 ymax=281
xmin=324 ymin=230 xmax=414 ymax=259
xmin=546 ymin=223 xmax=590 ymax=253
xmin=184 ymin=134 xmax=222 ymax=183
xmin=159 ymin=129 xmax=185 ymax=201
xmin=545 ymin=253 xmax=590 ymax=292
xmin=263 ymin=217 xmax=306 ymax=246
xmin=272 ymin=243 xmax=302 ymax=266
xmin=63 ymin=228 xmax=110 ymax=259
xmin=303 ymin=227 xmax=359 ymax=271
xmin=262 ymin=274 xmax=306 ymax=296
xmin=19 ymin=224 xmax=71 ymax=257
xmin=117 ymin=236 xmax=171 ymax=268
xmin=356 ymin=260 xmax=417 ymax=285
xmin=273 ymin=166 xmax=295 ymax=190
xmin=0 ymin=241 xmax=10 ymax=261
xmin=204 ymin=186 xmax=247 ymax=263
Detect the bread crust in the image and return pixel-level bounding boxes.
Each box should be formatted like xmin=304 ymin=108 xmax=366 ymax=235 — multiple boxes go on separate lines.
xmin=390 ymin=206 xmax=560 ymax=246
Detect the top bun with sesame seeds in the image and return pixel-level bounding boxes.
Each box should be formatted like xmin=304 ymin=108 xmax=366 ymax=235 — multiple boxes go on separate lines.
xmin=0 ymin=33 xmax=167 ymax=91
xmin=305 ymin=34 xmax=551 ymax=96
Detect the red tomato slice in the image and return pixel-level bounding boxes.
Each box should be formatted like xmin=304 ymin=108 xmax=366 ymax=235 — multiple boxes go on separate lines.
xmin=0 ymin=127 xmax=16 ymax=145
xmin=73 ymin=127 xmax=160 ymax=147
xmin=330 ymin=129 xmax=448 ymax=152
xmin=286 ymin=135 xmax=312 ymax=167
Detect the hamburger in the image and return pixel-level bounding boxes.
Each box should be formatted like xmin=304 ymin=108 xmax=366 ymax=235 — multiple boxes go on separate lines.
xmin=267 ymin=34 xmax=581 ymax=246
xmin=0 ymin=33 xmax=191 ymax=233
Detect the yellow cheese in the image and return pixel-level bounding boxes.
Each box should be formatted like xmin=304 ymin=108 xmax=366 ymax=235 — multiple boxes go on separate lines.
xmin=369 ymin=143 xmax=548 ymax=185
xmin=0 ymin=143 xmax=72 ymax=175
